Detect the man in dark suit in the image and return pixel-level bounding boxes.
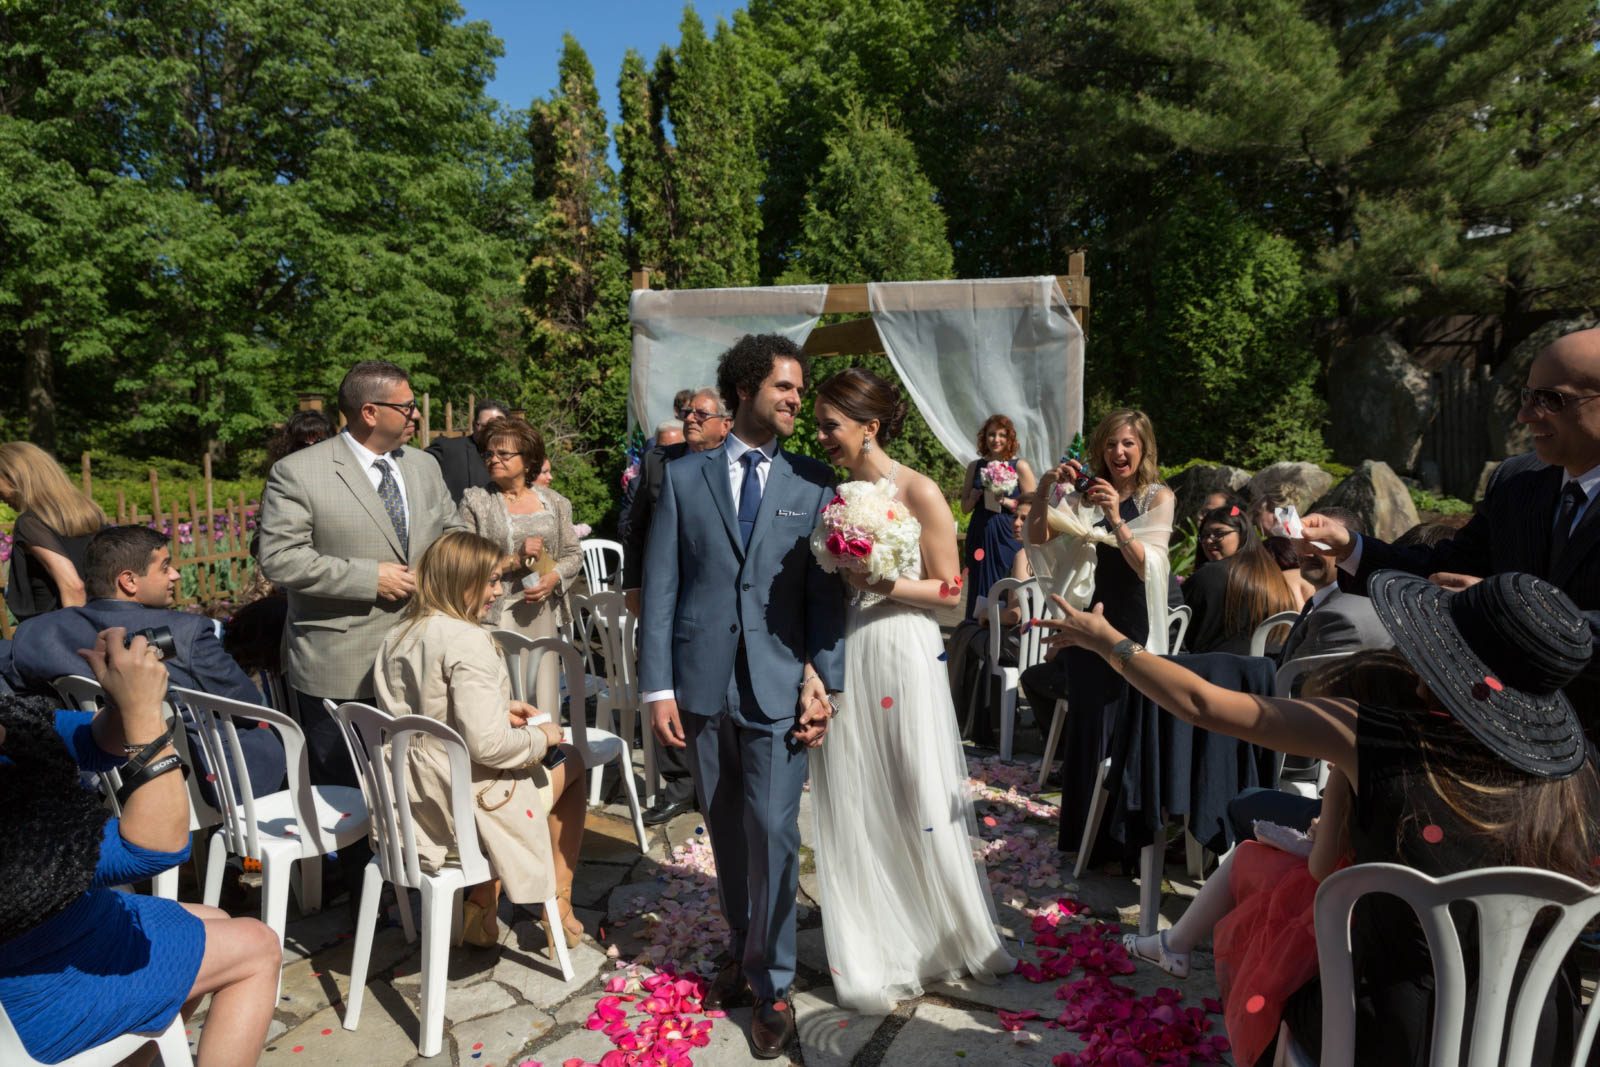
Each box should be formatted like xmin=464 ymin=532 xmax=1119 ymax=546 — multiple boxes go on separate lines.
xmin=425 ymin=397 xmax=508 ymax=504
xmin=621 ymin=386 xmax=731 ymax=824
xmin=1305 ymin=325 xmax=1600 ymax=731
xmin=12 ymin=524 xmax=286 ymax=800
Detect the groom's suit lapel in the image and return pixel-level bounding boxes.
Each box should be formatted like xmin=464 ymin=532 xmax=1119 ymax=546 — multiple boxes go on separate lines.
xmin=744 ymin=448 xmax=794 ymax=559
xmin=701 ymin=448 xmax=744 ymax=558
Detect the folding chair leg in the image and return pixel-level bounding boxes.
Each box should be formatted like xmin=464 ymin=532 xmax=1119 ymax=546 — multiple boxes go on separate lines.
xmin=261 ymin=853 xmax=292 ymax=948
xmin=588 ymin=760 xmax=605 ymax=808
xmin=1072 ymin=757 xmax=1112 ymax=880
xmin=151 ymin=864 xmax=180 ymax=900
xmin=418 ymin=880 xmax=454 ymax=1059
xmin=998 ymin=682 xmax=1017 ymax=762
xmin=201 ymin=831 xmax=227 ymax=908
xmin=1139 ymin=839 xmax=1163 ymax=936
xmin=543 ymin=895 xmax=576 ymax=982
xmin=613 ymin=745 xmax=649 ymax=854
xmin=1036 ymin=699 xmax=1067 ymax=792
xmin=342 ymin=862 xmax=385 ymax=1032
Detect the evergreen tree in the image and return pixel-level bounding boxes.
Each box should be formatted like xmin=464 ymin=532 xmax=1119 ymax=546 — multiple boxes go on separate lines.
xmin=665 ymin=9 xmax=762 ymax=289
xmin=522 ymin=34 xmax=633 ymax=527
xmin=615 ymin=48 xmax=677 ymax=278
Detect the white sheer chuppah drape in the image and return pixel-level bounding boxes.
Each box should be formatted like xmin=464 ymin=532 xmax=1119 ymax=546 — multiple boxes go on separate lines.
xmin=628 ymin=285 xmax=830 ymax=432
xmin=867 ymin=277 xmax=1084 ymax=473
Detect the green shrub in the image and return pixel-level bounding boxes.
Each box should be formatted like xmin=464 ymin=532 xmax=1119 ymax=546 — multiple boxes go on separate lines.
xmin=1409 ymin=487 xmax=1472 ymax=516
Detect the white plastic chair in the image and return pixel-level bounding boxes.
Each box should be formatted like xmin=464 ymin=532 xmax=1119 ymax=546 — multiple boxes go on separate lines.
xmin=52 ymin=674 xmax=216 ymax=901
xmin=1250 ymin=609 xmax=1301 ymax=656
xmin=1270 ymin=652 xmax=1352 ymax=798
xmin=1276 ymin=863 xmax=1600 ymax=1067
xmin=169 ymin=686 xmax=369 ymax=950
xmin=0 ymin=999 xmax=192 ymax=1067
xmin=1167 ymin=604 xmax=1193 ymax=654
xmin=493 ymin=632 xmax=649 ymax=853
xmin=984 ymin=577 xmax=1047 ymax=762
xmin=333 ymin=702 xmax=574 ymax=1058
xmin=578 ymin=538 xmax=624 ymax=595
xmin=575 ymin=591 xmax=653 ymax=807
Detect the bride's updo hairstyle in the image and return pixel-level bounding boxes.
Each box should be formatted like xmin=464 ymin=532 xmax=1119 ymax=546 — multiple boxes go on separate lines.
xmin=815 ymin=368 xmax=910 ymax=445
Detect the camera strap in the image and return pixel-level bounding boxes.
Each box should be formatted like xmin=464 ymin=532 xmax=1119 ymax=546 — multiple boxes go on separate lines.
xmin=120 ymin=717 xmax=179 ymax=775
xmin=115 ymin=753 xmax=188 ymax=807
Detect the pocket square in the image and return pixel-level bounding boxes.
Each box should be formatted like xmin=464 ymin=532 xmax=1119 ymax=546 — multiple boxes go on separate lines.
xmin=777 ymin=509 xmax=809 ymax=518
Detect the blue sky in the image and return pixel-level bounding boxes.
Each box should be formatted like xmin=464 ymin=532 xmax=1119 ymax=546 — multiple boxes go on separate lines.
xmin=461 ymin=1 xmax=743 ymax=118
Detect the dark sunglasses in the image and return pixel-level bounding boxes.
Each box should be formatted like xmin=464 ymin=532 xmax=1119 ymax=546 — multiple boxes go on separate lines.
xmin=1199 ymin=529 xmax=1239 ymax=544
xmin=371 ymin=400 xmax=420 ymax=416
xmin=1519 ymin=387 xmax=1600 ymax=415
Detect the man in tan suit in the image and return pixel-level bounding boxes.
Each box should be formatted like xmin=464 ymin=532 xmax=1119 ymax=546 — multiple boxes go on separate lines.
xmin=258 ymin=360 xmax=463 ymax=790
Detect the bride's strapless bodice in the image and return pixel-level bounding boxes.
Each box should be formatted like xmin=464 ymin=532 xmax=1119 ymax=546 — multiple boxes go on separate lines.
xmin=853 ymin=556 xmax=925 ymax=615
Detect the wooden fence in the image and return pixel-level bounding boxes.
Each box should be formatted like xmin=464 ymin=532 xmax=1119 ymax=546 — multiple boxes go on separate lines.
xmin=0 ymin=392 xmax=489 ymax=638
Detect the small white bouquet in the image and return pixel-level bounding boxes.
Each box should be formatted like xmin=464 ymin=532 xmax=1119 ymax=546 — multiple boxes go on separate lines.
xmin=980 ymin=460 xmax=1018 ymax=511
xmin=810 ymin=480 xmax=923 ymax=585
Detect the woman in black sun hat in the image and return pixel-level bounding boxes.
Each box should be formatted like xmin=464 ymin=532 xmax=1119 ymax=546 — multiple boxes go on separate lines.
xmin=1036 ymin=569 xmax=1600 ymax=1066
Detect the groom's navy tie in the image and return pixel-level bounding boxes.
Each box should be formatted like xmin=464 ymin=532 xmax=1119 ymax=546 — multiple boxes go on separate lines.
xmin=738 ymin=450 xmax=765 ymax=548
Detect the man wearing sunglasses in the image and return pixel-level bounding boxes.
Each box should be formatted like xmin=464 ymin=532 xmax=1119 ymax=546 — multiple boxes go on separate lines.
xmin=259 ymin=360 xmax=465 ymax=812
xmin=1303 ymin=325 xmax=1600 ymax=732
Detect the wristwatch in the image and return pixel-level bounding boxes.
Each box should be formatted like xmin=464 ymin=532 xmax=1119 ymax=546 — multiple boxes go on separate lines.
xmin=1111 ymin=638 xmax=1146 ymax=670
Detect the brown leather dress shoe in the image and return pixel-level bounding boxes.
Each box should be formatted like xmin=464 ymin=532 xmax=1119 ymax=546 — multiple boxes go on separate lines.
xmin=750 ymin=996 xmax=796 ymax=1059
xmin=701 ymin=956 xmax=750 ymax=1011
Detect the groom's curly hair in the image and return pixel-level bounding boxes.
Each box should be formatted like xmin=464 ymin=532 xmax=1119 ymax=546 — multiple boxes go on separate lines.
xmin=717 ymin=334 xmax=811 ymax=418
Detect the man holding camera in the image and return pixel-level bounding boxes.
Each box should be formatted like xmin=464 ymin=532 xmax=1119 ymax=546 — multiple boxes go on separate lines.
xmin=12 ymin=524 xmax=286 ymax=800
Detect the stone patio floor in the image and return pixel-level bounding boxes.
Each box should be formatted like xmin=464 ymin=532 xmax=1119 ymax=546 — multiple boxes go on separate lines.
xmin=190 ymin=753 xmax=1232 ymax=1067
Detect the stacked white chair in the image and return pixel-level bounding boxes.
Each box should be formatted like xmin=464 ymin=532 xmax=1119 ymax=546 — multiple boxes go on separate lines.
xmin=492 ymin=632 xmax=649 ymax=853
xmin=1276 ymin=863 xmax=1600 ymax=1067
xmin=332 ymin=701 xmax=575 ymax=1058
xmin=576 ymin=590 xmax=654 ymax=807
xmin=578 ymin=538 xmax=624 ymax=595
xmin=51 ymin=674 xmax=214 ymax=901
xmin=0 ymin=1001 xmax=192 ymax=1067
xmin=168 ymin=686 xmax=369 ymax=949
xmin=983 ymin=577 xmax=1049 ymax=763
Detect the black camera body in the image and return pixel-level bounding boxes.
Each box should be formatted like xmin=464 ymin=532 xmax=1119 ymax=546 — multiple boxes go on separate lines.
xmin=124 ymin=625 xmax=178 ymax=660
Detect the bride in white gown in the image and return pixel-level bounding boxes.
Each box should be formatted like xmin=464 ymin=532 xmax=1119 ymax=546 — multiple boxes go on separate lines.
xmin=807 ymin=368 xmax=1016 ymax=1014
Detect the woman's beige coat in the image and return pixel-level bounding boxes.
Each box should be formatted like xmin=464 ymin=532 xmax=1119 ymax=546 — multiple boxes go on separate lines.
xmin=374 ymin=612 xmax=556 ymax=903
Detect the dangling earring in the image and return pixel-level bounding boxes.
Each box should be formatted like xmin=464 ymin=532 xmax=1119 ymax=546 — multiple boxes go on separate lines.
xmin=862 ymin=438 xmax=874 ymax=454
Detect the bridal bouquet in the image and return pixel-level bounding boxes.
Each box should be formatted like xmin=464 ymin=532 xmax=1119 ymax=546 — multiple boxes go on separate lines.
xmin=810 ymin=480 xmax=922 ymax=584
xmin=980 ymin=460 xmax=1018 ymax=510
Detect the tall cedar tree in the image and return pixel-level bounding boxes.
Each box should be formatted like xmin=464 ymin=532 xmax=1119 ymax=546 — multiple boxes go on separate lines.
xmin=522 ymin=34 xmax=632 ymax=528
xmin=615 ymin=48 xmax=677 ymax=280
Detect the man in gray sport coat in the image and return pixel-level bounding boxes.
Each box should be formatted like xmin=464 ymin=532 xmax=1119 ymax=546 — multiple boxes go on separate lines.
xmin=258 ymin=360 xmax=463 ymax=791
xmin=641 ymin=335 xmax=846 ymax=1058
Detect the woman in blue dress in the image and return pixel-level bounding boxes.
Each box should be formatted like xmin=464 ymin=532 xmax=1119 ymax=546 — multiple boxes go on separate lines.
xmin=0 ymin=628 xmax=281 ymax=1065
xmin=960 ymin=414 xmax=1037 ymax=620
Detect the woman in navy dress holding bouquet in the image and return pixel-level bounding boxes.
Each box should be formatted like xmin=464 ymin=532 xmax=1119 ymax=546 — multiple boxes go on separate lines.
xmin=960 ymin=415 xmax=1037 ymax=619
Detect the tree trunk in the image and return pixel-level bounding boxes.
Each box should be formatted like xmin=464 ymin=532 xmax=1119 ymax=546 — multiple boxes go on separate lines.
xmin=22 ymin=289 xmax=57 ymax=453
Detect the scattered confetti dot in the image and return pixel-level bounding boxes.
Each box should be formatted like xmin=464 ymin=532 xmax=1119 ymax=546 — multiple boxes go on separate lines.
xmin=982 ymin=816 xmax=998 ymax=827
xmin=695 ymin=825 xmax=705 ymax=834
xmin=473 ymin=1043 xmax=484 ymax=1051
xmin=1483 ymin=675 xmax=1504 ymax=692
xmin=321 ymin=1029 xmax=333 ymax=1036
xmin=258 ymin=721 xmax=271 ymax=729
xmin=204 ymin=773 xmax=216 ymax=782
xmin=838 ymin=1020 xmax=848 ymax=1028
xmin=936 ymin=651 xmax=948 ymax=661
xmin=924 ymin=826 xmax=934 ymax=832
xmin=292 ymin=1046 xmax=304 ymax=1053
xmin=1422 ymin=824 xmax=1444 ymax=844
xmin=1245 ymin=995 xmax=1266 ymax=1014
xmin=526 ymin=809 xmax=535 ymax=818
xmin=880 ymin=696 xmax=894 ymax=709
xmin=974 ymin=548 xmax=985 ymax=561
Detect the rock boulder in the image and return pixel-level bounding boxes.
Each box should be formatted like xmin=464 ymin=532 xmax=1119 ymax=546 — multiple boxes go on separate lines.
xmin=1246 ymin=462 xmax=1334 ymax=515
xmin=1325 ymin=333 xmax=1435 ymax=471
xmin=1309 ymin=461 xmax=1420 ymax=543
xmin=1168 ymin=464 xmax=1253 ymax=523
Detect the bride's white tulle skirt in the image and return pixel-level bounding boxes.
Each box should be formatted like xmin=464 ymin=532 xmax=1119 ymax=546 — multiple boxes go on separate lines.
xmin=810 ymin=595 xmax=1016 ymax=1014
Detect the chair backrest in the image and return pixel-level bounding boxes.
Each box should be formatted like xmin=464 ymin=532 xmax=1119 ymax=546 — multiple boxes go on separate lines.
xmin=579 ymin=538 xmax=624 ymax=594
xmin=579 ymin=590 xmax=638 ymax=717
xmin=1273 ymin=651 xmax=1353 ymax=698
xmin=332 ymin=701 xmax=490 ymax=891
xmin=259 ymin=668 xmax=296 ymax=719
xmin=985 ymin=577 xmax=1049 ymax=672
xmin=490 ymin=631 xmax=603 ymax=767
xmin=1167 ymin=604 xmax=1193 ymax=654
xmin=167 ymin=685 xmax=315 ymax=859
xmin=1313 ymin=862 xmax=1600 ymax=1067
xmin=52 ymin=674 xmax=217 ymax=830
xmin=1249 ymin=609 xmax=1301 ymax=657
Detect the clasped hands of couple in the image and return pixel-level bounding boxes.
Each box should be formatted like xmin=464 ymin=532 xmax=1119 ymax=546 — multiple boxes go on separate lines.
xmin=650 ymin=673 xmax=835 ymax=752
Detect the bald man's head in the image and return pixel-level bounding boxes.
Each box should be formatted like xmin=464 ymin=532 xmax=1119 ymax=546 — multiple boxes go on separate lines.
xmin=1520 ymin=326 xmax=1600 ymax=475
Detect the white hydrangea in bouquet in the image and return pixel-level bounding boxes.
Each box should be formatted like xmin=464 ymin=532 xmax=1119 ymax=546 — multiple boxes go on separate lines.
xmin=980 ymin=460 xmax=1018 ymax=510
xmin=810 ymin=479 xmax=922 ymax=585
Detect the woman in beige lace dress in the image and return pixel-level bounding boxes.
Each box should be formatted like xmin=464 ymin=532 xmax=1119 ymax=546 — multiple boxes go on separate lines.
xmin=458 ymin=418 xmax=583 ymax=716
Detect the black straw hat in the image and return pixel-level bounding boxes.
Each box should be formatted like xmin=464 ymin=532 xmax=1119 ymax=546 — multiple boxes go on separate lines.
xmin=1367 ymin=570 xmax=1590 ymax=778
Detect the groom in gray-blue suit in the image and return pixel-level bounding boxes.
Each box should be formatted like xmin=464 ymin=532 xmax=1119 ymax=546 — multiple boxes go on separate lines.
xmin=641 ymin=334 xmax=847 ymax=1058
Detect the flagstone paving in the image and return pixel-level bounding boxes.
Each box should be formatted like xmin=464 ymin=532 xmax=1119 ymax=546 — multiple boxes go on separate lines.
xmin=195 ymin=752 xmax=1233 ymax=1067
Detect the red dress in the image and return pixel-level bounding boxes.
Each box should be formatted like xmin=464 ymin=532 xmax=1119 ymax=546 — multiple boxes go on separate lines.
xmin=1213 ymin=841 xmax=1343 ymax=1067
